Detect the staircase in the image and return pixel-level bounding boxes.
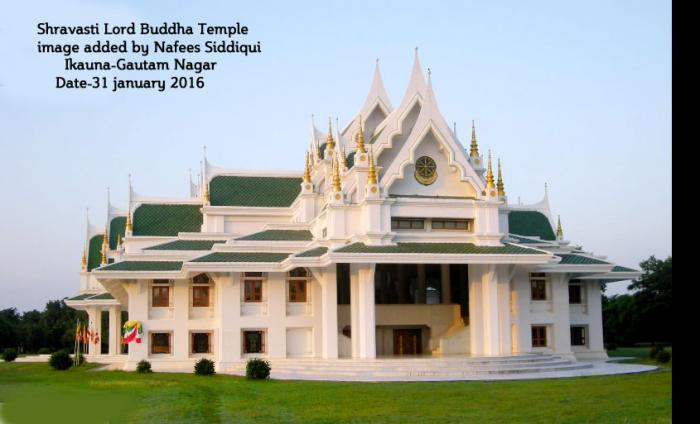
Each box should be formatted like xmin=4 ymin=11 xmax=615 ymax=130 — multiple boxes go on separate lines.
xmin=222 ymin=353 xmax=593 ymax=381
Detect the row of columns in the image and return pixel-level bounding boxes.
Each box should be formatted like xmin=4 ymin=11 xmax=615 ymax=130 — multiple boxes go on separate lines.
xmin=85 ymin=305 xmax=122 ymax=356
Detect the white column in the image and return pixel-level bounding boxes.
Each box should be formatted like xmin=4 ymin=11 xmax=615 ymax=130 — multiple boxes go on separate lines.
xmin=126 ymin=281 xmax=148 ymax=367
xmin=586 ymin=280 xmax=606 ymax=356
xmin=511 ymin=269 xmax=532 ymax=354
xmin=267 ymin=273 xmax=286 ymax=358
xmin=108 ymin=305 xmax=121 ymax=355
xmin=497 ymin=266 xmax=512 ymax=355
xmin=441 ymin=264 xmax=451 ymax=304
xmin=320 ymin=266 xmax=339 ymax=359
xmin=468 ymin=265 xmax=484 ymax=356
xmin=357 ymin=264 xmax=376 ymax=358
xmin=88 ymin=307 xmax=102 ymax=355
xmin=172 ymin=279 xmax=189 ymax=360
xmin=481 ymin=264 xmax=501 ymax=355
xmin=217 ymin=272 xmax=241 ymax=367
xmin=551 ymin=274 xmax=573 ymax=357
xmin=350 ymin=265 xmax=360 ymax=358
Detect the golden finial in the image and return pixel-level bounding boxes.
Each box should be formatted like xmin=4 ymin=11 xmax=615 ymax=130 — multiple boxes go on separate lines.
xmin=367 ymin=147 xmax=378 ymax=185
xmin=556 ymin=215 xmax=564 ymax=240
xmin=202 ymin=180 xmax=210 ymax=204
xmin=331 ymin=154 xmax=341 ymax=192
xmin=340 ymin=146 xmax=348 ymax=172
xmin=100 ymin=228 xmax=108 ymax=266
xmin=485 ymin=150 xmax=495 ymax=189
xmin=356 ymin=115 xmax=366 ymax=154
xmin=303 ymin=151 xmax=312 ymax=183
xmin=80 ymin=248 xmax=87 ymax=271
xmin=497 ymin=158 xmax=505 ymax=197
xmin=326 ymin=117 xmax=335 ymax=150
xmin=125 ymin=208 xmax=132 ymax=233
xmin=315 ymin=138 xmax=322 ymax=160
xmin=470 ymin=120 xmax=480 ymax=158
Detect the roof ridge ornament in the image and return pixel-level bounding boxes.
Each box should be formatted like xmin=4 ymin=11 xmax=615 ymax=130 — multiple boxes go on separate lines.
xmin=367 ymin=146 xmax=378 ymax=185
xmin=497 ymin=158 xmax=506 ymax=198
xmin=470 ymin=120 xmax=480 ymax=157
xmin=331 ymin=154 xmax=341 ymax=192
xmin=356 ymin=114 xmax=366 ymax=154
xmin=326 ymin=117 xmax=335 ymax=151
xmin=556 ymin=215 xmax=564 ymax=240
xmin=485 ymin=150 xmax=496 ymax=192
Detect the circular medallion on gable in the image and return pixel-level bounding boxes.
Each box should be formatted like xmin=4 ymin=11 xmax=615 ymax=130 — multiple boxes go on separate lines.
xmin=415 ymin=156 xmax=437 ymax=185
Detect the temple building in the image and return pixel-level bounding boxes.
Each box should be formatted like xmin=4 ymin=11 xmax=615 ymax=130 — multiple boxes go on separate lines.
xmin=65 ymin=51 xmax=641 ymax=376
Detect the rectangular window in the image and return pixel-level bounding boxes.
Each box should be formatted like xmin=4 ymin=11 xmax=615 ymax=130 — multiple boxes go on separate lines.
xmin=530 ymin=273 xmax=547 ymax=301
xmin=532 ymin=326 xmax=547 ymax=348
xmin=152 ymin=285 xmax=170 ymax=307
xmin=151 ymin=332 xmax=171 ymax=354
xmin=431 ymin=219 xmax=473 ymax=231
xmin=243 ymin=330 xmax=265 ymax=353
xmin=191 ymin=332 xmax=211 ymax=354
xmin=571 ymin=326 xmax=587 ymax=346
xmin=391 ymin=218 xmax=425 ymax=230
xmin=192 ymin=286 xmax=210 ymax=307
xmin=569 ymin=282 xmax=582 ymax=304
xmin=289 ymin=280 xmax=307 ymax=302
xmin=244 ymin=272 xmax=263 ymax=302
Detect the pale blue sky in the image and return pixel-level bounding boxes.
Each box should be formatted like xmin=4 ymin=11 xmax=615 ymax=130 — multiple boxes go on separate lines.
xmin=0 ymin=0 xmax=671 ymax=311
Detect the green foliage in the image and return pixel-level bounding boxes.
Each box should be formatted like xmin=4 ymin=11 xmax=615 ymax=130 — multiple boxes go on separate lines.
xmin=655 ymin=349 xmax=671 ymax=363
xmin=49 ymin=350 xmax=72 ymax=370
xmin=649 ymin=344 xmax=663 ymax=359
xmin=246 ymin=358 xmax=270 ymax=379
xmin=37 ymin=347 xmax=51 ymax=354
xmin=136 ymin=360 xmax=152 ymax=373
xmin=194 ymin=358 xmax=215 ymax=375
xmin=3 ymin=348 xmax=18 ymax=362
xmin=75 ymin=353 xmax=86 ymax=366
xmin=605 ymin=342 xmax=617 ymax=351
xmin=603 ymin=255 xmax=672 ymax=345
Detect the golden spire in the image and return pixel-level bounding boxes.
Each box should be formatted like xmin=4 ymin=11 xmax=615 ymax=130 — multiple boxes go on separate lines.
xmin=470 ymin=120 xmax=480 ymax=158
xmin=100 ymin=228 xmax=108 ymax=266
xmin=497 ymin=158 xmax=505 ymax=197
xmin=331 ymin=155 xmax=341 ymax=192
xmin=340 ymin=146 xmax=348 ymax=172
xmin=326 ymin=118 xmax=335 ymax=151
xmin=202 ymin=180 xmax=210 ymax=204
xmin=125 ymin=207 xmax=132 ymax=233
xmin=315 ymin=138 xmax=322 ymax=160
xmin=556 ymin=215 xmax=564 ymax=239
xmin=367 ymin=147 xmax=378 ymax=185
xmin=303 ymin=151 xmax=312 ymax=183
xmin=355 ymin=115 xmax=366 ymax=154
xmin=485 ymin=150 xmax=495 ymax=189
xmin=80 ymin=248 xmax=87 ymax=271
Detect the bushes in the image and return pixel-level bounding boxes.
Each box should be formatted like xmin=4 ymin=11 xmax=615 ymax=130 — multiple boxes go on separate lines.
xmin=37 ymin=347 xmax=51 ymax=355
xmin=246 ymin=358 xmax=270 ymax=380
xmin=136 ymin=360 xmax=153 ymax=373
xmin=194 ymin=358 xmax=215 ymax=376
xmin=49 ymin=350 xmax=72 ymax=370
xmin=3 ymin=348 xmax=18 ymax=362
xmin=655 ymin=349 xmax=671 ymax=363
xmin=649 ymin=344 xmax=662 ymax=359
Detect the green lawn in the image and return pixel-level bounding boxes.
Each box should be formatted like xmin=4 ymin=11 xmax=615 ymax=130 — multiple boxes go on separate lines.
xmin=0 ymin=361 xmax=670 ymax=424
xmin=608 ymin=346 xmax=673 ymax=369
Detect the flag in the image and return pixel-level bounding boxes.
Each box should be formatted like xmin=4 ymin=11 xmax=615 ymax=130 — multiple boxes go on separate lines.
xmin=122 ymin=321 xmax=142 ymax=344
xmin=75 ymin=320 xmax=81 ymax=342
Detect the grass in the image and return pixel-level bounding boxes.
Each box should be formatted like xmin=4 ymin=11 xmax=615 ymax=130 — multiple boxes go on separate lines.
xmin=608 ymin=345 xmax=673 ymax=369
xmin=0 ymin=360 xmax=671 ymax=424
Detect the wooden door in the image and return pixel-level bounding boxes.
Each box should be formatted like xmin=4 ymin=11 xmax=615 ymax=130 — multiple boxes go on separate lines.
xmin=393 ymin=329 xmax=422 ymax=355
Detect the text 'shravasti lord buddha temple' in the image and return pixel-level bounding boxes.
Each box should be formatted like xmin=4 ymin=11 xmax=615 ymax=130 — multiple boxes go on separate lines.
xmin=65 ymin=51 xmax=642 ymax=379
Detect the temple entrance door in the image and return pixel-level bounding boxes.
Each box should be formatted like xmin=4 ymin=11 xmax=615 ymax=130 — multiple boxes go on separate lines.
xmin=393 ymin=329 xmax=422 ymax=355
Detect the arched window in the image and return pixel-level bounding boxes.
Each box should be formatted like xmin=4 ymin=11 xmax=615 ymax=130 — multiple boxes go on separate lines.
xmin=191 ymin=273 xmax=211 ymax=307
xmin=192 ymin=273 xmax=210 ymax=285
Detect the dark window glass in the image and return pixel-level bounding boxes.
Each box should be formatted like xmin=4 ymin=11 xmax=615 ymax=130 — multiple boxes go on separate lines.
xmin=431 ymin=219 xmax=471 ymax=230
xmin=288 ymin=268 xmax=308 ymax=278
xmin=151 ymin=333 xmax=171 ymax=354
xmin=243 ymin=331 xmax=265 ymax=353
xmin=391 ymin=218 xmax=425 ymax=230
xmin=532 ymin=326 xmax=547 ymax=347
xmin=569 ymin=284 xmax=582 ymax=304
xmin=191 ymin=333 xmax=210 ymax=353
xmin=531 ymin=281 xmax=547 ymax=301
xmin=193 ymin=286 xmax=209 ymax=307
xmin=571 ymin=326 xmax=586 ymax=346
xmin=152 ymin=286 xmax=169 ymax=307
xmin=289 ymin=281 xmax=307 ymax=302
xmin=244 ymin=280 xmax=263 ymax=302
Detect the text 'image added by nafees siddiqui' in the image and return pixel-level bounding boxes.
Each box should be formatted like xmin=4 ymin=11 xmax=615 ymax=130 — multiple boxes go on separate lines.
xmin=36 ymin=21 xmax=263 ymax=92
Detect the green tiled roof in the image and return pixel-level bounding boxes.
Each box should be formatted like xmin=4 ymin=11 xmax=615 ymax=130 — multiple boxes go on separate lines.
xmin=334 ymin=243 xmax=548 ymax=255
xmin=508 ymin=234 xmax=555 ymax=245
xmin=236 ymin=230 xmax=313 ymax=241
xmin=346 ymin=151 xmax=356 ymax=168
xmin=556 ymin=254 xmax=610 ymax=265
xmin=508 ymin=211 xmax=556 ymax=241
xmin=133 ymin=204 xmax=202 ymax=236
xmin=145 ymin=240 xmax=226 ymax=250
xmin=67 ymin=293 xmax=92 ymax=301
xmin=296 ymin=247 xmax=328 ymax=257
xmin=87 ymin=292 xmax=114 ymax=300
xmin=612 ymin=265 xmax=638 ymax=272
xmin=109 ymin=216 xmax=126 ymax=250
xmin=87 ymin=234 xmax=104 ymax=272
xmin=209 ymin=176 xmax=302 ymax=207
xmin=191 ymin=252 xmax=290 ymax=263
xmin=99 ymin=261 xmax=183 ymax=271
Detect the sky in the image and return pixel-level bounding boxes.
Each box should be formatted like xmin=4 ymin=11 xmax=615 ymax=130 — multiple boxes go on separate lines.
xmin=0 ymin=0 xmax=671 ymax=311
